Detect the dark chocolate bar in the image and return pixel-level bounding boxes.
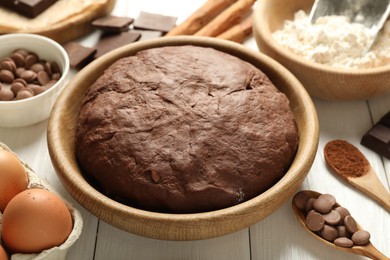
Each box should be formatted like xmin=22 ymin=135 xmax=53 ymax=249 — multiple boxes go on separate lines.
xmin=94 ymin=31 xmax=141 ymax=58
xmin=133 ymin=11 xmax=177 ymax=33
xmin=92 ymin=15 xmax=134 ymax=33
xmin=361 ymin=111 xmax=390 ymax=159
xmin=131 ymin=29 xmax=163 ymax=41
xmin=0 ymin=0 xmax=58 ymax=18
xmin=63 ymin=42 xmax=97 ymax=70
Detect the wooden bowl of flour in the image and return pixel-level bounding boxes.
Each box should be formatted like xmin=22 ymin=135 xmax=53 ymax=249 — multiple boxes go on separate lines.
xmin=253 ymin=0 xmax=390 ymax=100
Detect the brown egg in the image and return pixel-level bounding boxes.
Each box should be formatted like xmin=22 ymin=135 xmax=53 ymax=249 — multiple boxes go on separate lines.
xmin=0 ymin=150 xmax=28 ymax=212
xmin=0 ymin=245 xmax=8 ymax=260
xmin=2 ymin=188 xmax=73 ymax=254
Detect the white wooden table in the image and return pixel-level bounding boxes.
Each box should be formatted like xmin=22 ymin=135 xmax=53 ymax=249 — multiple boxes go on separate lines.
xmin=1 ymin=1 xmax=390 ymax=259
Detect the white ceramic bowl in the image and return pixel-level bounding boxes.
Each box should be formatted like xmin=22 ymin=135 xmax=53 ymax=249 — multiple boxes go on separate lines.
xmin=0 ymin=33 xmax=69 ymax=127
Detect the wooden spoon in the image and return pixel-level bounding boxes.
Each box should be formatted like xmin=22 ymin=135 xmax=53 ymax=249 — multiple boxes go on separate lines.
xmin=324 ymin=139 xmax=390 ymax=212
xmin=292 ymin=190 xmax=389 ymax=260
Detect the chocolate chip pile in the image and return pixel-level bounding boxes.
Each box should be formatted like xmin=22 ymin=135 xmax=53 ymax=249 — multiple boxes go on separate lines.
xmin=0 ymin=49 xmax=61 ymax=101
xmin=293 ymin=191 xmax=371 ymax=248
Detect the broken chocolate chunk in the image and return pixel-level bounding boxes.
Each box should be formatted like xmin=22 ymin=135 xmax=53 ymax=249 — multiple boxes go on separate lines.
xmin=131 ymin=29 xmax=163 ymax=41
xmin=0 ymin=0 xmax=58 ymax=18
xmin=133 ymin=11 xmax=177 ymax=33
xmin=92 ymin=15 xmax=134 ymax=33
xmin=94 ymin=31 xmax=141 ymax=58
xmin=63 ymin=42 xmax=97 ymax=70
xmin=361 ymin=111 xmax=390 ymax=159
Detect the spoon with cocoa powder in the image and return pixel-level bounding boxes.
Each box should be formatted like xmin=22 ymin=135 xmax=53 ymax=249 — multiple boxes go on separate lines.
xmin=292 ymin=190 xmax=389 ymax=260
xmin=324 ymin=139 xmax=390 ymax=212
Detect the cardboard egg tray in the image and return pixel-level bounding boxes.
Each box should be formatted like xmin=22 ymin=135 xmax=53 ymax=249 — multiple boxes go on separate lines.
xmin=0 ymin=142 xmax=82 ymax=260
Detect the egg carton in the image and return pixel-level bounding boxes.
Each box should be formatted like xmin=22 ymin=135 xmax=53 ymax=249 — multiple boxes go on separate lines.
xmin=0 ymin=142 xmax=83 ymax=260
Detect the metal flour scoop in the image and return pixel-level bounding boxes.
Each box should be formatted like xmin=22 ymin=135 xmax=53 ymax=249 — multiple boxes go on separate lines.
xmin=310 ymin=0 xmax=390 ymax=49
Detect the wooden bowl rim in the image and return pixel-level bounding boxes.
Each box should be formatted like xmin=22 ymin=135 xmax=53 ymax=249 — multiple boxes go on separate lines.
xmin=47 ymin=36 xmax=319 ymax=240
xmin=253 ymin=0 xmax=390 ymax=75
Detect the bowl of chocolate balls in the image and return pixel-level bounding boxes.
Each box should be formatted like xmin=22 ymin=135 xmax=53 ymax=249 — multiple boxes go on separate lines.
xmin=0 ymin=33 xmax=69 ymax=127
xmin=47 ymin=36 xmax=319 ymax=241
xmin=253 ymin=0 xmax=390 ymax=100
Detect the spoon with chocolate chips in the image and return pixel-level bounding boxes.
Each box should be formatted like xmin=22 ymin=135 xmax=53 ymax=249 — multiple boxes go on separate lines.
xmin=292 ymin=190 xmax=389 ymax=260
xmin=324 ymin=139 xmax=390 ymax=212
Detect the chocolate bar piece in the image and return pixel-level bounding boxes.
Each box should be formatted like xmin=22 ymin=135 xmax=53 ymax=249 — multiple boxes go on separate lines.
xmin=92 ymin=15 xmax=134 ymax=33
xmin=63 ymin=42 xmax=97 ymax=70
xmin=133 ymin=11 xmax=177 ymax=33
xmin=94 ymin=31 xmax=141 ymax=58
xmin=131 ymin=29 xmax=163 ymax=41
xmin=361 ymin=111 xmax=390 ymax=159
xmin=0 ymin=0 xmax=58 ymax=18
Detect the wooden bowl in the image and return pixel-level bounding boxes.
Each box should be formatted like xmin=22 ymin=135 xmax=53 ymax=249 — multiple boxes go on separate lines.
xmin=253 ymin=0 xmax=390 ymax=100
xmin=47 ymin=36 xmax=319 ymax=241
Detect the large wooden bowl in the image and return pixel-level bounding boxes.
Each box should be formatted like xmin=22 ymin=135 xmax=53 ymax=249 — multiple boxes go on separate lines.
xmin=253 ymin=0 xmax=390 ymax=100
xmin=47 ymin=36 xmax=319 ymax=241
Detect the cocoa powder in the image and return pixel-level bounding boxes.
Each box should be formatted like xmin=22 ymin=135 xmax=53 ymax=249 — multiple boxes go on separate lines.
xmin=324 ymin=140 xmax=369 ymax=178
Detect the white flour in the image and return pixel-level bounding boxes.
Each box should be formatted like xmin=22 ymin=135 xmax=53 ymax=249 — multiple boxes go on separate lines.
xmin=272 ymin=10 xmax=390 ymax=69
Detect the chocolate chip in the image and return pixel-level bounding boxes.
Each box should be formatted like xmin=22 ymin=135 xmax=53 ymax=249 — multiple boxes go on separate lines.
xmin=305 ymin=212 xmax=325 ymax=232
xmin=306 ymin=209 xmax=317 ymax=217
xmin=11 ymin=81 xmax=26 ymax=94
xmin=0 ymin=69 xmax=15 ymax=83
xmin=334 ymin=237 xmax=354 ymax=248
xmin=20 ymin=70 xmax=37 ymax=83
xmin=319 ymin=225 xmax=338 ymax=242
xmin=344 ymin=215 xmax=359 ymax=234
xmin=30 ymin=63 xmax=45 ymax=73
xmin=351 ymin=230 xmax=370 ymax=246
xmin=336 ymin=225 xmax=350 ymax=238
xmin=11 ymin=52 xmax=25 ymax=67
xmin=313 ymin=196 xmax=333 ymax=214
xmin=51 ymin=61 xmax=61 ymax=74
xmin=293 ymin=191 xmax=309 ymax=211
xmin=0 ymin=86 xmax=14 ymax=101
xmin=27 ymin=84 xmax=45 ymax=95
xmin=25 ymin=54 xmax=38 ymax=69
xmin=15 ymin=67 xmax=26 ymax=77
xmin=51 ymin=73 xmax=61 ymax=81
xmin=37 ymin=71 xmax=50 ymax=85
xmin=318 ymin=194 xmax=336 ymax=206
xmin=44 ymin=61 xmax=53 ymax=76
xmin=1 ymin=59 xmax=16 ymax=72
xmin=323 ymin=210 xmax=341 ymax=225
xmin=13 ymin=78 xmax=27 ymax=87
xmin=305 ymin=197 xmax=316 ymax=212
xmin=14 ymin=49 xmax=29 ymax=57
xmin=15 ymin=88 xmax=34 ymax=100
xmin=334 ymin=207 xmax=350 ymax=224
